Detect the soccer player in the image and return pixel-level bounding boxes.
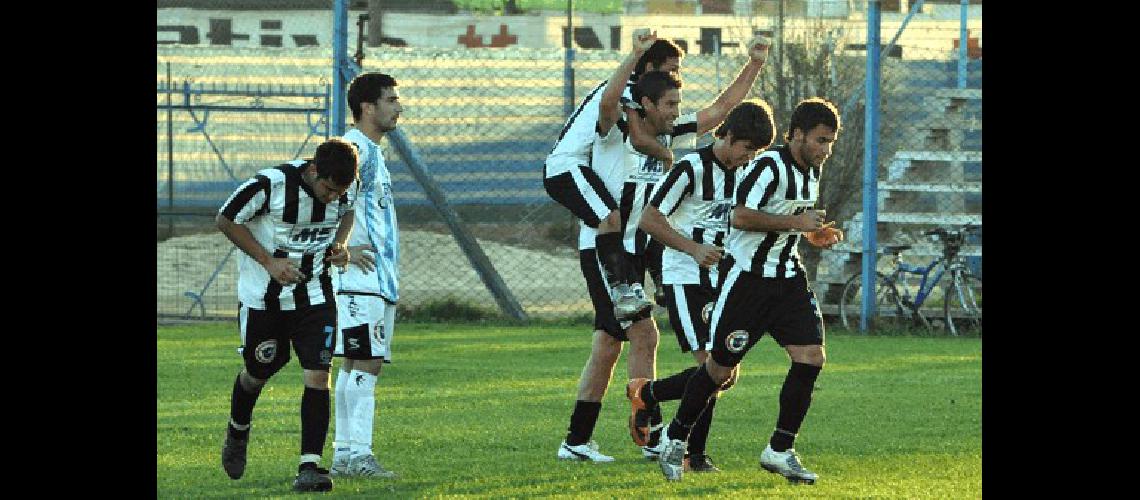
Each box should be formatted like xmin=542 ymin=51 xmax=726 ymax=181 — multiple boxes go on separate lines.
xmin=630 ymin=100 xmax=777 ymax=473
xmin=557 ymin=30 xmax=771 ymax=462
xmin=217 ymin=138 xmax=360 ymax=493
xmin=328 ymin=72 xmax=403 ymax=479
xmin=542 ymin=35 xmax=685 ymax=322
xmin=655 ymin=98 xmax=845 ymax=483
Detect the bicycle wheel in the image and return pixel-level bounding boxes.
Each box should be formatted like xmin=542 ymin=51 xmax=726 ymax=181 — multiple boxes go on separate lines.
xmin=839 ymin=272 xmax=928 ymax=333
xmin=944 ymin=272 xmax=982 ymax=336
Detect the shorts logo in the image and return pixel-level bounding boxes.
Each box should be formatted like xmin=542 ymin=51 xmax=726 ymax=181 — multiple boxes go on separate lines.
xmin=348 ymin=296 xmax=360 ymax=318
xmin=254 ymin=340 xmax=277 ymax=364
xmin=725 ymin=330 xmax=749 ymax=353
xmin=374 ymin=323 xmax=385 ymax=341
xmin=319 ymin=349 xmax=332 ymax=364
xmin=701 ymin=302 xmax=714 ymax=325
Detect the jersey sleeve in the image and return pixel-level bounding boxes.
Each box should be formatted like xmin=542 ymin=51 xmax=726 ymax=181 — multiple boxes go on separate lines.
xmin=649 ymin=158 xmax=695 ymax=216
xmin=669 ymin=112 xmax=699 ymax=149
xmin=218 ymin=174 xmax=270 ymax=224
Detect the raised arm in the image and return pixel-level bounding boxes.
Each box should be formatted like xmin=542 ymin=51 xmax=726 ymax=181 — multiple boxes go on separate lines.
xmin=598 ymin=29 xmax=657 ymax=136
xmin=627 ymin=109 xmax=673 ymax=166
xmin=695 ymin=35 xmax=771 ymax=135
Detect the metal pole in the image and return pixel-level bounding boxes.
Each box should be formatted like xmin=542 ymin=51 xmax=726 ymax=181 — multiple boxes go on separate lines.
xmin=958 ymin=0 xmax=968 ymax=88
xmin=860 ymin=0 xmax=882 ymax=333
xmin=166 ymin=62 xmax=174 ymax=238
xmin=332 ymin=0 xmax=349 ymax=136
xmin=777 ymin=0 xmax=785 ymax=112
xmin=563 ymin=0 xmax=575 ymax=117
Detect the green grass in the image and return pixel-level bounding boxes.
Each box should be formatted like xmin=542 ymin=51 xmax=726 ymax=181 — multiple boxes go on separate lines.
xmin=158 ymin=321 xmax=981 ymax=498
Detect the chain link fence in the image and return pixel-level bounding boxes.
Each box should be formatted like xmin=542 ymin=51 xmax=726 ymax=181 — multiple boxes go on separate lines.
xmin=157 ymin=1 xmax=981 ymax=322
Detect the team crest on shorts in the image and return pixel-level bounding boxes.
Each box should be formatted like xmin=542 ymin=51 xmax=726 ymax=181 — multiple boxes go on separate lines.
xmin=319 ymin=349 xmax=332 ymax=365
xmin=725 ymin=330 xmax=749 ymax=353
xmin=254 ymin=340 xmax=278 ymax=363
xmin=701 ymin=302 xmax=714 ymax=325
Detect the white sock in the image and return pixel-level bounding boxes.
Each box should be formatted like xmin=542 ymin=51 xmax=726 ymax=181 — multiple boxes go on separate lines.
xmin=347 ymin=369 xmax=378 ymax=456
xmin=333 ymin=369 xmax=353 ymax=456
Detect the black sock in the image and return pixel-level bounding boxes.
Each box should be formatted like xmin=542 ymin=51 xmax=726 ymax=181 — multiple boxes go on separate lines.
xmin=646 ymin=403 xmax=663 ymax=447
xmin=566 ymin=400 xmax=602 ymax=445
xmin=595 ymin=232 xmax=628 ymax=286
xmin=300 ymin=386 xmax=330 ymax=457
xmin=687 ymin=393 xmax=718 ymax=456
xmin=643 ymin=366 xmax=699 ymax=405
xmin=228 ymin=373 xmax=262 ymax=440
xmin=770 ymin=362 xmax=822 ymax=452
xmin=665 ymin=365 xmax=720 ymax=441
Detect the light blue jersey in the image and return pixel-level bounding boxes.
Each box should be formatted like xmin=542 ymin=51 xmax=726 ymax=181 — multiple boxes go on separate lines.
xmin=336 ymin=128 xmax=400 ymax=303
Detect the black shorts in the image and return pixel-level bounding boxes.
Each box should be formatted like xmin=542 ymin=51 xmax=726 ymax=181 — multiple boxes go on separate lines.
xmin=663 ymin=283 xmax=718 ymax=353
xmin=543 ymin=165 xmax=617 ymax=228
xmin=580 ymin=248 xmax=651 ymax=341
xmin=708 ymin=268 xmax=825 ymax=368
xmin=238 ymin=302 xmax=337 ymax=379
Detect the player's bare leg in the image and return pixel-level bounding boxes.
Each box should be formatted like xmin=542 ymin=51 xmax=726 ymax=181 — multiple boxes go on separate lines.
xmin=559 ymin=330 xmax=622 ymax=462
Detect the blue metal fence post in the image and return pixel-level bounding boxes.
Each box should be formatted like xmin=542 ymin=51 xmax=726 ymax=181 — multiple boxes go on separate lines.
xmin=332 ymin=0 xmax=350 ymax=136
xmin=860 ymin=0 xmax=882 ymax=333
xmin=563 ymin=0 xmax=575 ymax=117
xmin=958 ymin=0 xmax=968 ymax=88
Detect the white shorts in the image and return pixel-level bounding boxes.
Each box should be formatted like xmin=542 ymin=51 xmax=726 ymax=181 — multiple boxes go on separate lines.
xmin=334 ymin=293 xmax=396 ymax=362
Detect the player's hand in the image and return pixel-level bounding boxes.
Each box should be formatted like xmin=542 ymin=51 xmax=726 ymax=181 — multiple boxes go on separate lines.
xmin=264 ymin=258 xmax=306 ymax=285
xmin=748 ymin=35 xmax=772 ymax=65
xmin=804 ymin=222 xmax=844 ymax=248
xmin=793 ymin=209 xmax=827 ymax=232
xmin=325 ymin=242 xmax=350 ymax=268
xmin=688 ymin=243 xmax=724 ymax=268
xmin=632 ymin=28 xmax=657 ymax=53
xmin=348 ymin=244 xmax=377 ymax=272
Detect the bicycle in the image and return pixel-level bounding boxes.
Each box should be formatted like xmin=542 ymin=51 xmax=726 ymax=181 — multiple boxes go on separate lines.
xmin=838 ymin=225 xmax=982 ymax=335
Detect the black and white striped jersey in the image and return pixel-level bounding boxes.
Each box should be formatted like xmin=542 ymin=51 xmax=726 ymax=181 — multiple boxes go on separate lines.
xmin=543 ymin=77 xmax=636 ymax=178
xmin=218 ymin=160 xmax=360 ymax=311
xmin=647 ymin=144 xmax=735 ymax=287
xmin=727 ymin=145 xmax=820 ymax=278
xmin=578 ymin=112 xmax=699 ymax=254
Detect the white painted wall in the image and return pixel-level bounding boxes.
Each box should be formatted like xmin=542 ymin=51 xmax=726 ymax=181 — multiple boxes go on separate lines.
xmin=157 ymin=8 xmax=981 ymax=59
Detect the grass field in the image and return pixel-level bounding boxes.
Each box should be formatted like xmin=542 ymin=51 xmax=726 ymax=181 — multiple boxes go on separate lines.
xmin=157 ymin=320 xmax=981 ymax=498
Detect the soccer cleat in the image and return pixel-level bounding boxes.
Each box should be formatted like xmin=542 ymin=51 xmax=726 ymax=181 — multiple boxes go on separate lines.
xmin=329 ymin=451 xmax=351 ymax=477
xmin=348 ymin=453 xmax=398 ymax=478
xmin=658 ymin=438 xmax=687 ymax=481
xmin=557 ymin=440 xmax=615 ymax=462
xmin=759 ymin=444 xmax=818 ymax=484
xmin=686 ymin=454 xmax=720 ymax=473
xmin=626 ymin=378 xmax=652 ymax=446
xmin=221 ymin=432 xmax=248 ymax=480
xmin=613 ymin=283 xmax=653 ymax=321
xmin=642 ymin=438 xmax=667 ymax=460
xmin=292 ymin=465 xmax=334 ymax=492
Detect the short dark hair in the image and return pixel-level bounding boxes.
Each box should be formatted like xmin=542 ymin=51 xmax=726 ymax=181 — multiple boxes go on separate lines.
xmin=312 ymin=138 xmax=359 ymax=187
xmin=632 ymin=71 xmax=682 ymax=107
xmin=635 ymin=38 xmax=684 ymax=75
xmin=715 ymin=99 xmax=776 ymax=149
xmin=347 ymin=72 xmax=398 ymax=122
xmin=785 ymin=97 xmax=841 ymax=141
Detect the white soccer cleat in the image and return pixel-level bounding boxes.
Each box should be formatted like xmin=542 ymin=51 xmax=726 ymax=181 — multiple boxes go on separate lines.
xmin=347 ymin=453 xmax=397 ymax=478
xmin=642 ymin=438 xmax=667 ymax=460
xmin=613 ymin=283 xmax=653 ymax=320
xmin=759 ymin=444 xmax=818 ymax=484
xmin=329 ymin=451 xmax=352 ymax=477
xmin=658 ymin=438 xmax=687 ymax=481
xmin=557 ymin=440 xmax=615 ymax=462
